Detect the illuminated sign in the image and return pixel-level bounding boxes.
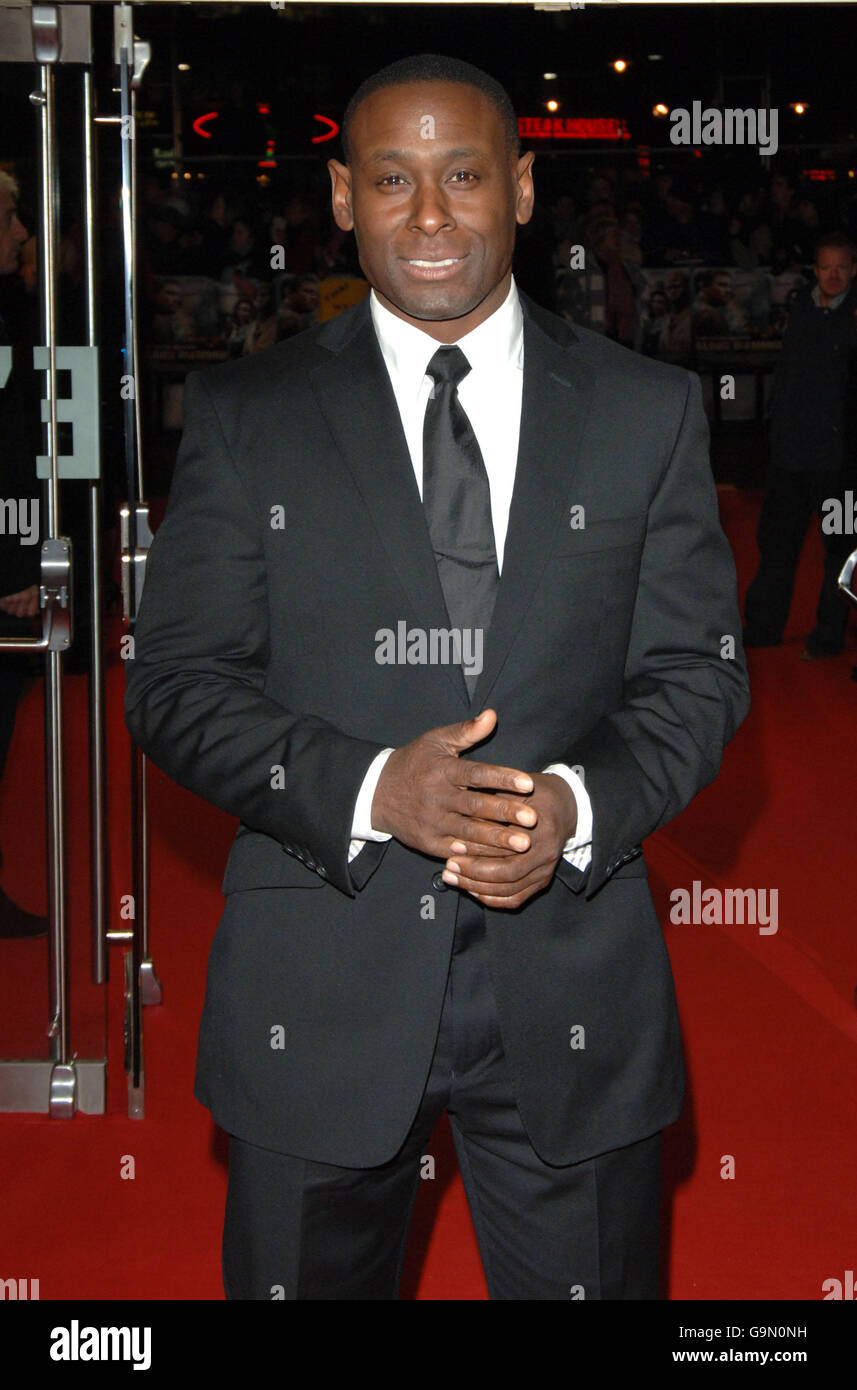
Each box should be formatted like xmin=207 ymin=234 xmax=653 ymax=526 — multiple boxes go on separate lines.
xmin=518 ymin=116 xmax=630 ymax=142
xmin=312 ymin=114 xmax=340 ymax=144
xmin=192 ymin=111 xmax=218 ymax=139
xmin=803 ymin=168 xmax=835 ymax=181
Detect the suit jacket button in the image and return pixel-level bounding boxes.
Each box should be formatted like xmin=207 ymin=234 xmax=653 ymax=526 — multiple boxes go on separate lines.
xmin=317 ymin=865 xmax=327 ymax=877
xmin=431 ymin=871 xmax=448 ymax=892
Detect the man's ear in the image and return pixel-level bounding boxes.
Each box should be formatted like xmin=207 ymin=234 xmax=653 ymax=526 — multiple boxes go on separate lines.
xmin=515 ymin=150 xmax=535 ymax=228
xmin=328 ymin=159 xmax=354 ymax=232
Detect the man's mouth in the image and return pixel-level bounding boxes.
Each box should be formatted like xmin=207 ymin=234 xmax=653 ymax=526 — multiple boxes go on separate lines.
xmin=401 ymin=255 xmax=465 ymax=281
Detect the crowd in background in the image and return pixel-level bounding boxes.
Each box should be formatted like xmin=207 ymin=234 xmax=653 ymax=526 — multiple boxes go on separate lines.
xmin=140 ymin=161 xmax=857 ymax=357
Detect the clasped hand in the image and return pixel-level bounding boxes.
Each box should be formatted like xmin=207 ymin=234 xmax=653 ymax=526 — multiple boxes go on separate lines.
xmin=370 ymin=708 xmax=577 ymax=910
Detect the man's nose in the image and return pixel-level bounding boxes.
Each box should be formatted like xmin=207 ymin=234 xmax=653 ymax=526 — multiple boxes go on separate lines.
xmin=408 ymin=183 xmax=453 ymax=233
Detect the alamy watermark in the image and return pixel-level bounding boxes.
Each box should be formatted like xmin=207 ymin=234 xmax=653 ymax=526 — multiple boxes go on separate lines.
xmin=375 ymin=622 xmax=483 ymax=677
xmin=669 ymin=881 xmax=778 ymax=935
xmin=0 ymin=497 xmax=39 ymax=546
xmin=670 ymin=102 xmax=778 ymax=156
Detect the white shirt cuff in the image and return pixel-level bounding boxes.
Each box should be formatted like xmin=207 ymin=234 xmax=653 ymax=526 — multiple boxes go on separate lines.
xmin=542 ymin=762 xmax=593 ymax=871
xmin=348 ymin=748 xmax=395 ymax=863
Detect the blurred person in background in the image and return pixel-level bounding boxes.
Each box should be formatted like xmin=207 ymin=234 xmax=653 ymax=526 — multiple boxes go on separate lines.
xmin=277 ymin=273 xmax=320 ymax=338
xmin=659 ymin=267 xmax=693 ymax=361
xmin=744 ymin=231 xmax=857 ymax=659
xmin=0 ymin=170 xmax=46 ymax=937
xmin=242 ymin=281 xmax=278 ymax=355
xmin=557 ymin=214 xmax=644 ymax=349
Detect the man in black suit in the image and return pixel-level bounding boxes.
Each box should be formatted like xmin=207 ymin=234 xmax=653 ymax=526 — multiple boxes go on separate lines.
xmin=125 ymin=55 xmax=749 ymax=1300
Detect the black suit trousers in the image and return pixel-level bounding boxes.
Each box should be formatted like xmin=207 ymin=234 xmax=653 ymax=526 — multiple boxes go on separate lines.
xmin=221 ymin=894 xmax=663 ymax=1301
xmin=744 ymin=468 xmax=853 ymax=652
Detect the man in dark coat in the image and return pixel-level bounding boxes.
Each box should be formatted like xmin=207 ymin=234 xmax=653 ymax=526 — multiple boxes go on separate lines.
xmin=744 ymin=231 xmax=857 ymax=657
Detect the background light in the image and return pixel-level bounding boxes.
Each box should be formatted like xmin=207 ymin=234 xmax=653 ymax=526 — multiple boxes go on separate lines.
xmin=546 ymin=99 xmax=560 ymax=113
xmin=613 ymin=59 xmax=628 ymax=73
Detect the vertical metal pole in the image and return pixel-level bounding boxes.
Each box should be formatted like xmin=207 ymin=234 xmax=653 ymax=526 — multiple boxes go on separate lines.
xmin=83 ymin=66 xmax=108 ymax=986
xmin=35 ymin=57 xmax=68 ymax=1067
xmin=129 ymin=74 xmax=150 ymax=969
xmin=119 ymin=34 xmax=143 ymax=1091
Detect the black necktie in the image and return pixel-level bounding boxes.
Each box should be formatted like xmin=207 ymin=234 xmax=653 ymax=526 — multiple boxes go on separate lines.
xmin=422 ymin=346 xmax=499 ymax=699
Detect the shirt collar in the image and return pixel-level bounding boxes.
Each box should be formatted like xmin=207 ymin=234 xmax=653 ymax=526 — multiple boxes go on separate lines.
xmin=811 ymin=283 xmax=849 ymax=310
xmin=370 ymin=276 xmax=523 ymax=397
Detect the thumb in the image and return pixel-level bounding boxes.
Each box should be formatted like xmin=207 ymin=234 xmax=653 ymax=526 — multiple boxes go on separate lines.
xmin=441 ymin=708 xmax=497 ymax=753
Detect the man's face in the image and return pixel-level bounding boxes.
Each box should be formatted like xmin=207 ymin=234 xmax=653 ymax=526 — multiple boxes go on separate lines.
xmin=156 ymin=283 xmax=181 ymax=313
xmin=328 ymin=80 xmax=534 ymax=341
xmin=595 ymin=224 xmax=619 ymax=256
xmin=0 ymin=190 xmax=28 ymax=277
xmin=294 ymin=280 xmax=318 ymax=312
xmin=815 ymin=248 xmax=856 ymax=302
xmin=712 ymin=273 xmax=732 ymax=303
xmin=665 ymin=271 xmax=686 ymax=302
xmin=771 ymin=175 xmax=792 ymax=209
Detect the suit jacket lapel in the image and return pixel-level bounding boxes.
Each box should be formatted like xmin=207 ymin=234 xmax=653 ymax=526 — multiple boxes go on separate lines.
xmin=469 ymin=295 xmax=598 ymax=713
xmin=309 ymin=300 xmax=470 ymax=704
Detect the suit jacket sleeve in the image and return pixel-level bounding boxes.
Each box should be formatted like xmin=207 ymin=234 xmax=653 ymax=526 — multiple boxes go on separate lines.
xmin=554 ymin=370 xmax=750 ymax=899
xmin=123 ymin=370 xmax=389 ymax=896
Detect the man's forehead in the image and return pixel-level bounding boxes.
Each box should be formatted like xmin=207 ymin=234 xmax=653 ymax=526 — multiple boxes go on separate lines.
xmin=352 ymin=82 xmax=502 ymax=148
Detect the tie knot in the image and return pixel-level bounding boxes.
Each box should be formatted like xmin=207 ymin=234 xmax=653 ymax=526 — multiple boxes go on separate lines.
xmin=426 ymin=345 xmax=471 ymax=392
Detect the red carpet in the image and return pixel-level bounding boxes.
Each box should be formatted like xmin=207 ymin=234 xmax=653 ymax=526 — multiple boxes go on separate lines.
xmin=1 ymin=485 xmax=855 ymax=1300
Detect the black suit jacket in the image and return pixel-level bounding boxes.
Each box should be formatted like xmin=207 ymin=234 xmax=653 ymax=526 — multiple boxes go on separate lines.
xmin=124 ymin=291 xmax=750 ymax=1167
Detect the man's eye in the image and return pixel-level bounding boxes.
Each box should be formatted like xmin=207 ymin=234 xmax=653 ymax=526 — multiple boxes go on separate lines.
xmin=450 ymin=170 xmax=477 ymax=184
xmin=378 ymin=174 xmax=407 ymax=187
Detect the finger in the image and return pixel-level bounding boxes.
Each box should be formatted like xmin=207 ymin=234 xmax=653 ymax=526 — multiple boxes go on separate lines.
xmin=437 ymin=708 xmax=498 ymax=755
xmin=448 ymin=786 xmax=537 ymax=828
xmin=445 ymin=820 xmax=531 ymax=855
xmin=469 ymin=887 xmax=542 ymax=910
xmin=444 ymin=852 xmax=550 ymax=889
xmin=448 ymin=836 xmax=514 ymax=858
xmin=456 ymin=757 xmax=534 ymax=797
xmin=447 ymin=863 xmax=549 ymax=902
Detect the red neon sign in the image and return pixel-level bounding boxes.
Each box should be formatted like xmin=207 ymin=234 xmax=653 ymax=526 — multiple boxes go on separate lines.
xmin=312 ymin=113 xmax=340 ymax=144
xmin=518 ymin=116 xmax=630 ymax=142
xmin=192 ymin=111 xmax=218 ymax=139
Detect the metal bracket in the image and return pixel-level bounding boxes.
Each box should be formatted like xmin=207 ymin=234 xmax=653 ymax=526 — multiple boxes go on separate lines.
xmin=0 ymin=3 xmax=91 ymax=65
xmin=31 ymin=4 xmax=61 ymax=64
xmin=40 ymin=538 xmax=73 ymax=650
xmin=838 ymin=548 xmax=857 ymax=607
xmin=140 ymin=959 xmax=163 ymax=1007
xmin=0 ymin=538 xmax=72 ymax=653
xmin=120 ymin=502 xmax=153 ymax=618
xmin=124 ymin=951 xmax=145 ymax=1119
xmin=48 ymin=1060 xmax=77 ymax=1118
xmin=113 ymin=4 xmax=151 ymax=88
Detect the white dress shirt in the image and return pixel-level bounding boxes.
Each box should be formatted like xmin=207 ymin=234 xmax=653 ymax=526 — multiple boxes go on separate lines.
xmin=347 ymin=277 xmax=593 ymax=872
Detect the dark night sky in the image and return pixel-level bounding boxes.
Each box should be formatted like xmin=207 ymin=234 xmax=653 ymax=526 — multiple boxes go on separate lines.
xmin=2 ymin=2 xmax=856 ymax=207
xmin=124 ymin=2 xmax=855 ymax=153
